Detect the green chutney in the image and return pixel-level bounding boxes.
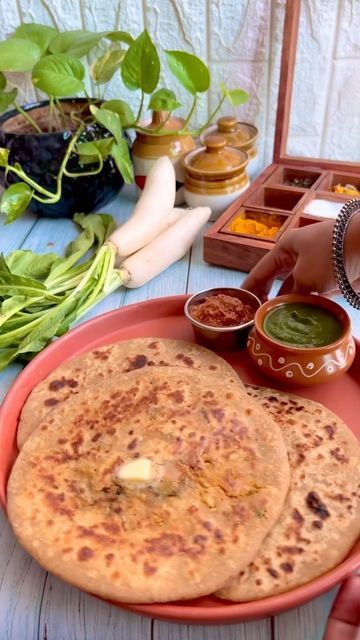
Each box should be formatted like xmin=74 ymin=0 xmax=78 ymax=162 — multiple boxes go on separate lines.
xmin=263 ymin=303 xmax=343 ymax=348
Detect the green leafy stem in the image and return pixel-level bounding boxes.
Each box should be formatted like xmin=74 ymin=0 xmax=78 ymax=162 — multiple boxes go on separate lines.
xmin=0 ymin=212 xmax=126 ymax=370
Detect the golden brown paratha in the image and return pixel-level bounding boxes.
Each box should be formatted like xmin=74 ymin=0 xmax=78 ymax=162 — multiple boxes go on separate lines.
xmin=17 ymin=337 xmax=241 ymax=449
xmin=217 ymin=385 xmax=360 ymax=601
xmin=8 ymin=368 xmax=290 ymax=603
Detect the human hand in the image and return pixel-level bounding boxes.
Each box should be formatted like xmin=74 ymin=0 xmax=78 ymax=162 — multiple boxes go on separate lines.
xmin=241 ymin=218 xmax=360 ymax=301
xmin=323 ymin=574 xmax=360 ymax=639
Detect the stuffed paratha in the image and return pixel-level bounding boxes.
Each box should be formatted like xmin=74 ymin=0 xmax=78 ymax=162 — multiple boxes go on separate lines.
xmin=8 ymin=369 xmax=290 ymax=603
xmin=218 ymin=385 xmax=360 ymax=601
xmin=17 ymin=337 xmax=241 ymax=448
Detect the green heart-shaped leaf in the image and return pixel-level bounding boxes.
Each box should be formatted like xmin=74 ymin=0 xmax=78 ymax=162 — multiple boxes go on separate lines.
xmin=49 ymin=30 xmax=106 ymax=58
xmin=91 ymin=48 xmax=125 ymax=84
xmin=223 ymin=87 xmax=250 ymax=106
xmin=148 ymin=88 xmax=181 ymax=113
xmin=1 ymin=183 xmax=33 ymax=223
xmin=90 ymin=106 xmax=123 ymax=145
xmin=165 ymin=51 xmax=210 ymax=95
xmin=121 ymin=30 xmax=160 ymax=93
xmin=0 ymin=38 xmax=42 ymax=72
xmin=101 ymin=100 xmax=134 ymax=127
xmin=0 ymin=71 xmax=6 ymax=91
xmin=111 ymin=140 xmax=134 ymax=184
xmin=14 ymin=23 xmax=58 ymax=54
xmin=77 ymin=138 xmax=114 ymax=164
xmin=0 ymin=88 xmax=17 ymax=114
xmin=32 ymin=54 xmax=85 ymax=97
xmin=107 ymin=31 xmax=134 ymax=46
xmin=0 ymin=148 xmax=9 ymax=167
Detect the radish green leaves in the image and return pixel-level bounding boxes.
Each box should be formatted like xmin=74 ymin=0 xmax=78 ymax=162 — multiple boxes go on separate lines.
xmin=0 ymin=213 xmax=124 ymax=370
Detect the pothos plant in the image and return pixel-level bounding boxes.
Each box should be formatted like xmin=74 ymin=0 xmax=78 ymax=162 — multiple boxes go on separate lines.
xmin=0 ymin=23 xmax=249 ymax=223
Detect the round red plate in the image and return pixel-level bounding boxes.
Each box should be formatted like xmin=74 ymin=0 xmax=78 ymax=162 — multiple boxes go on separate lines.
xmin=1 ymin=295 xmax=359 ymax=624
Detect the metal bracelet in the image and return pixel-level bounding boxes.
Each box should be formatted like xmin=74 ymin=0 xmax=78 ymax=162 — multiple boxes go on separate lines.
xmin=332 ymin=198 xmax=360 ymax=310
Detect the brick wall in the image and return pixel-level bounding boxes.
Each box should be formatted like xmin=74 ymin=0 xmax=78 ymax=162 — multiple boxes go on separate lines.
xmin=1 ymin=0 xmax=359 ymax=176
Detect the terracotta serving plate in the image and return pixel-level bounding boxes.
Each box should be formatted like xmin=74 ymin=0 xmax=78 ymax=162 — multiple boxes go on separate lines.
xmin=0 ymin=295 xmax=359 ymax=624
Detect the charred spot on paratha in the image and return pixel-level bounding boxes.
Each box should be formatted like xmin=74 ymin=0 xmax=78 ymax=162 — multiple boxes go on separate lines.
xmin=280 ymin=562 xmax=293 ymax=573
xmin=175 ymin=353 xmax=194 ymax=366
xmin=93 ymin=349 xmax=110 ymax=360
xmin=330 ymin=447 xmax=349 ymax=464
xmin=44 ymin=398 xmax=59 ymax=407
xmin=125 ymin=354 xmax=149 ymax=371
xmin=292 ymin=509 xmax=304 ymax=525
xmin=305 ymin=492 xmax=330 ymax=519
xmin=49 ymin=378 xmax=79 ymax=391
xmin=324 ymin=424 xmax=336 ymax=439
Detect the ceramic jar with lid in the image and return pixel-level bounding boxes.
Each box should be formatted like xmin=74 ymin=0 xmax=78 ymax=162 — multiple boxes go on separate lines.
xmin=183 ymin=135 xmax=249 ymax=220
xmin=201 ymin=116 xmax=260 ymax=181
xmin=132 ymin=110 xmax=196 ymax=205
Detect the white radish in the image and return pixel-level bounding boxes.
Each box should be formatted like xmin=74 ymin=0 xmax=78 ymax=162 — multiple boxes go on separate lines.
xmin=166 ymin=207 xmax=192 ymax=226
xmin=107 ymin=156 xmax=176 ymax=258
xmin=119 ymin=206 xmax=211 ymax=288
xmin=111 ymin=207 xmax=190 ymax=266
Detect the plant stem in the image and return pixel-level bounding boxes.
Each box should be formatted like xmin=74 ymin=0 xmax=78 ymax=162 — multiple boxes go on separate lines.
xmin=179 ymin=94 xmax=197 ymax=132
xmin=6 ymin=126 xmax=83 ymax=203
xmin=195 ymin=94 xmax=226 ymax=135
xmin=48 ymin=96 xmax=54 ymax=132
xmin=132 ymin=124 xmax=192 ymax=137
xmin=55 ymin=98 xmax=68 ymax=130
xmin=84 ymin=88 xmax=92 ymax=106
xmin=32 ymin=192 xmax=58 ymax=204
xmin=53 ymin=106 xmax=61 ymax=131
xmin=135 ymin=90 xmax=144 ymax=124
xmin=63 ymin=153 xmax=104 ymax=178
xmin=70 ymin=110 xmax=83 ymax=127
xmin=154 ymin=112 xmax=171 ymax=132
xmin=13 ymin=102 xmax=42 ymax=133
xmin=56 ymin=126 xmax=84 ymax=185
xmin=7 ymin=166 xmax=58 ymax=199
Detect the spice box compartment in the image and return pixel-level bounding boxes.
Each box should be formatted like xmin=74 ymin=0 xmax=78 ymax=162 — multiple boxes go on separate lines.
xmin=288 ymin=215 xmax=324 ymax=229
xmin=221 ymin=208 xmax=291 ymax=243
xmin=243 ymin=186 xmax=306 ymax=212
xmin=264 ymin=165 xmax=324 ymax=190
xmin=317 ymin=171 xmax=360 ymax=196
xmin=300 ymin=191 xmax=351 ymax=219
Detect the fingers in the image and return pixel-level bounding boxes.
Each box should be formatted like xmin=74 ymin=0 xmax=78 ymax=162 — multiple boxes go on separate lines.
xmin=277 ymin=275 xmax=294 ymax=296
xmin=241 ymin=247 xmax=296 ymax=301
xmin=323 ymin=575 xmax=360 ymax=640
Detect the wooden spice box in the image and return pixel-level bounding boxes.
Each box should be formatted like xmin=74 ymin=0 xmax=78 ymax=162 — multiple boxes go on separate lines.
xmin=203 ymin=0 xmax=360 ymax=273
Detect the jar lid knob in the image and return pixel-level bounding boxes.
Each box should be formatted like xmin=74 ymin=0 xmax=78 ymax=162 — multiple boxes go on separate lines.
xmin=205 ymin=135 xmax=226 ymax=152
xmin=217 ymin=116 xmax=237 ymax=133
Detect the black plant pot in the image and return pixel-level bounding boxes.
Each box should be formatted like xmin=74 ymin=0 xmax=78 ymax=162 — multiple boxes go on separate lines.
xmin=0 ymin=98 xmax=126 ymax=218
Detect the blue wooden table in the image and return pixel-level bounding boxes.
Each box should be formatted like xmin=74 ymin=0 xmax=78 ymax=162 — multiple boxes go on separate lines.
xmin=0 ymin=186 xmax=359 ymax=640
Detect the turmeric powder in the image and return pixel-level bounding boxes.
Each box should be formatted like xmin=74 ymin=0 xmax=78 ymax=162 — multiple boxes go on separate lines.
xmin=333 ymin=183 xmax=360 ymax=197
xmin=229 ymin=214 xmax=282 ymax=238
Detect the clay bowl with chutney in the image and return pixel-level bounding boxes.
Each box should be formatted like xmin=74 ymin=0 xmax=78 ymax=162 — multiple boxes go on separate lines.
xmin=184 ymin=287 xmax=261 ymax=350
xmin=247 ymin=294 xmax=356 ymax=386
